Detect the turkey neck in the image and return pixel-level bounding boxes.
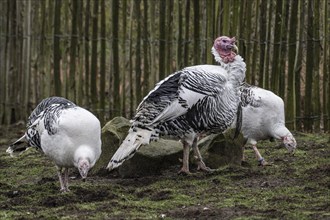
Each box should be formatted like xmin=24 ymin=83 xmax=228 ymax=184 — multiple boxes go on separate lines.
xmin=211 ymin=47 xmax=246 ymax=87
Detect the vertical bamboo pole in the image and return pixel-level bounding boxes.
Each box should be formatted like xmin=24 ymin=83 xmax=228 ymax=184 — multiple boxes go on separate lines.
xmin=84 ymin=0 xmax=91 ymax=106
xmin=323 ymin=0 xmax=329 ymax=131
xmin=214 ymin=0 xmax=220 ymax=36
xmin=99 ymin=0 xmax=106 ymax=121
xmin=286 ymin=0 xmax=299 ymax=130
xmin=39 ymin=0 xmax=48 ymax=99
xmin=62 ymin=0 xmax=70 ymax=98
xmin=183 ymin=0 xmax=190 ymax=66
xmin=166 ymin=0 xmax=174 ymax=73
xmin=258 ymin=0 xmax=267 ymax=87
xmin=46 ymin=0 xmax=54 ymax=97
xmin=250 ymin=0 xmax=259 ymax=85
xmin=200 ymin=0 xmax=206 ymax=63
xmin=23 ymin=0 xmax=32 ymax=120
xmin=193 ymin=0 xmax=200 ymax=65
xmin=128 ymin=0 xmax=135 ymax=117
xmin=15 ymin=0 xmax=22 ymax=121
xmin=304 ymin=0 xmax=314 ymax=132
xmin=294 ymin=0 xmax=305 ymax=131
xmin=77 ymin=0 xmax=84 ymax=105
xmin=222 ymin=0 xmax=229 ymax=35
xmin=230 ymin=0 xmax=239 ymax=37
xmin=271 ymin=0 xmax=283 ymax=94
xmin=264 ymin=0 xmax=273 ymax=89
xmin=206 ymin=0 xmax=215 ymax=64
xmin=135 ymin=0 xmax=142 ymax=104
xmin=278 ymin=0 xmax=289 ymax=99
xmin=90 ymin=0 xmax=99 ymax=111
xmin=312 ymin=0 xmax=321 ymax=132
xmin=143 ymin=0 xmax=150 ymax=97
xmin=243 ymin=0 xmax=252 ymax=82
xmin=53 ymin=0 xmax=62 ymax=96
xmin=69 ymin=0 xmax=78 ymax=102
xmin=159 ymin=0 xmax=166 ymax=79
xmin=0 ymin=0 xmax=6 ymax=122
xmin=176 ymin=0 xmax=183 ymax=68
xmin=112 ymin=0 xmax=120 ymax=117
xmin=121 ymin=0 xmax=127 ymax=116
xmin=148 ymin=0 xmax=157 ymax=86
xmin=4 ymin=0 xmax=14 ymax=124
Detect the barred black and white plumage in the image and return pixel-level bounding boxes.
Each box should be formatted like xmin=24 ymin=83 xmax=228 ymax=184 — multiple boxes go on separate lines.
xmin=233 ymin=83 xmax=297 ymax=165
xmin=27 ymin=97 xmax=76 ymax=149
xmin=107 ymin=36 xmax=246 ymax=174
xmin=7 ymin=97 xmax=102 ymax=192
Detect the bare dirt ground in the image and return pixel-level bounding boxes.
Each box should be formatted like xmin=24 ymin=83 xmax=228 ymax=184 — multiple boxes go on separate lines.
xmin=0 ymin=124 xmax=329 ymax=219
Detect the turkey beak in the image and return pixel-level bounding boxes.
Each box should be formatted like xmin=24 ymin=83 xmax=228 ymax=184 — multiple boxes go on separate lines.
xmin=231 ymin=43 xmax=238 ymax=54
xmin=231 ymin=37 xmax=238 ymax=54
xmin=79 ymin=167 xmax=88 ymax=179
xmin=78 ymin=160 xmax=90 ymax=179
xmin=232 ymin=44 xmax=238 ymax=54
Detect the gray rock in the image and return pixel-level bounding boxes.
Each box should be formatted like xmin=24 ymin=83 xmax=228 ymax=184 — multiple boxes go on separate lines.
xmin=92 ymin=117 xmax=243 ymax=177
xmin=91 ymin=116 xmax=131 ymax=175
xmin=196 ymin=130 xmax=244 ymax=169
xmin=92 ymin=117 xmax=183 ymax=177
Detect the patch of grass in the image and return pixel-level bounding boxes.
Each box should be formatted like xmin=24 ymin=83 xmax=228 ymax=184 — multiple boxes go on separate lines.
xmin=0 ymin=125 xmax=329 ymax=219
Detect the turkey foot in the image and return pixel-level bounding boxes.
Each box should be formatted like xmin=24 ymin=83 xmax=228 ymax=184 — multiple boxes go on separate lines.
xmin=196 ymin=160 xmax=214 ymax=172
xmin=192 ymin=140 xmax=214 ymax=172
xmin=178 ymin=167 xmax=192 ymax=175
xmin=258 ymin=158 xmax=272 ymax=166
xmin=60 ymin=188 xmax=70 ymax=193
xmin=252 ymin=145 xmax=272 ymax=167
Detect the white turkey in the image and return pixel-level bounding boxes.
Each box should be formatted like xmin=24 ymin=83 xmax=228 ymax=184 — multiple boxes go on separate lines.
xmin=235 ymin=83 xmax=297 ymax=165
xmin=107 ymin=36 xmax=246 ymax=174
xmin=7 ymin=97 xmax=102 ymax=192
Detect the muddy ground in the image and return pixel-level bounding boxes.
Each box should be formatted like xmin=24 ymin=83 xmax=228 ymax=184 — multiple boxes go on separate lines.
xmin=0 ymin=124 xmax=329 ymax=219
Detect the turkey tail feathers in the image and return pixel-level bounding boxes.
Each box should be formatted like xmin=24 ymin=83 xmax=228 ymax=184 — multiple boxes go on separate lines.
xmin=107 ymin=128 xmax=152 ymax=171
xmin=6 ymin=135 xmax=28 ymax=157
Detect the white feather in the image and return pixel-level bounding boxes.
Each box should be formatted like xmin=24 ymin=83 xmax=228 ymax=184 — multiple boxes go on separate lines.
xmin=40 ymin=107 xmax=101 ymax=167
xmin=239 ymin=87 xmax=295 ymax=147
xmin=180 ymin=87 xmax=206 ymax=108
xmin=107 ymin=128 xmax=152 ymax=170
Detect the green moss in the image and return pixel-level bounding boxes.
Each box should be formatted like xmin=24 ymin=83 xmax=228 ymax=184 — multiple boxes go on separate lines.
xmin=0 ymin=127 xmax=329 ymax=219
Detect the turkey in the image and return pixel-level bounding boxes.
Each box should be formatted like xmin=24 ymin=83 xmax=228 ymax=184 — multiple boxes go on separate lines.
xmin=7 ymin=97 xmax=102 ymax=192
xmin=236 ymin=83 xmax=297 ymax=165
xmin=107 ymin=36 xmax=246 ymax=174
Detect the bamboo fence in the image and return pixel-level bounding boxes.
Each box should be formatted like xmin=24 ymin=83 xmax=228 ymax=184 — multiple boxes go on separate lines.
xmin=0 ymin=0 xmax=329 ymax=132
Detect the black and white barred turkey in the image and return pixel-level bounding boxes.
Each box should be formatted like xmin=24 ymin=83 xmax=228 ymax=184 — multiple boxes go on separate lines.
xmin=107 ymin=36 xmax=246 ymax=174
xmin=7 ymin=97 xmax=102 ymax=192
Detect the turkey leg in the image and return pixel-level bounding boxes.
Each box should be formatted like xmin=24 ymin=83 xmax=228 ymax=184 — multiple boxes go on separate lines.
xmin=56 ymin=166 xmax=68 ymax=192
xmin=63 ymin=168 xmax=70 ymax=192
xmin=192 ymin=138 xmax=214 ymax=172
xmin=178 ymin=140 xmax=191 ymax=175
xmin=252 ymin=145 xmax=268 ymax=166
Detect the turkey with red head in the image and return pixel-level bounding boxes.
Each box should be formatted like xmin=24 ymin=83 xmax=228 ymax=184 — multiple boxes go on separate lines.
xmin=107 ymin=36 xmax=246 ymax=174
